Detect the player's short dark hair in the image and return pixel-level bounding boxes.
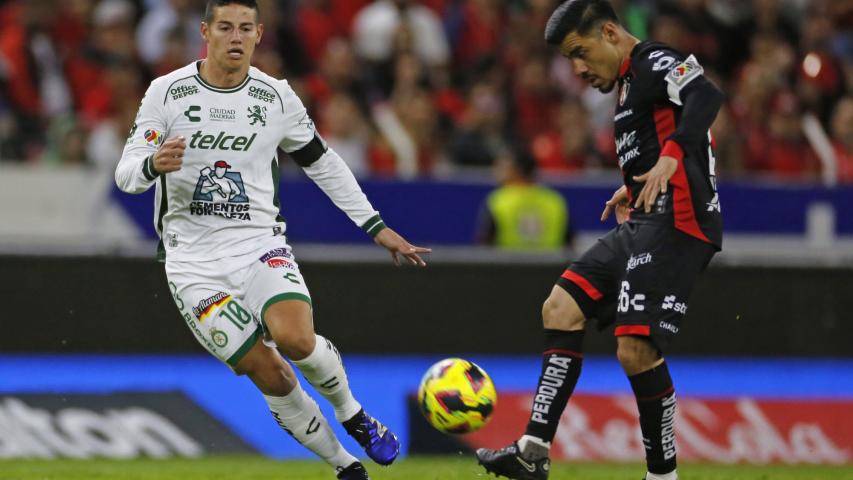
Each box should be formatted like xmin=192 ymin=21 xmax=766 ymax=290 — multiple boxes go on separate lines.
xmin=204 ymin=0 xmax=259 ymax=23
xmin=545 ymin=0 xmax=620 ymax=45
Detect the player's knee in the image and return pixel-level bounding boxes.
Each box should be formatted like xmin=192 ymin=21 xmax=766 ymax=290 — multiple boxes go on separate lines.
xmin=241 ymin=355 xmax=296 ymax=396
xmin=542 ymin=289 xmax=585 ymax=331
xmin=276 ymin=331 xmax=316 ymax=361
xmin=616 ymin=336 xmax=660 ymax=374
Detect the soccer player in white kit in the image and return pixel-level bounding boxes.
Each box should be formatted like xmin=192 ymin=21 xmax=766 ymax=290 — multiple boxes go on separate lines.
xmin=115 ymin=2 xmax=430 ymax=478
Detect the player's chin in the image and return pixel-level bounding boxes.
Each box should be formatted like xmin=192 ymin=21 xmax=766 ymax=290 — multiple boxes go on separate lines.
xmin=598 ymin=81 xmax=616 ymax=93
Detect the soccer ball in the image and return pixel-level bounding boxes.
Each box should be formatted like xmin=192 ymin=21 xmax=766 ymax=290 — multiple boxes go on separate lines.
xmin=417 ymin=358 xmax=497 ymax=434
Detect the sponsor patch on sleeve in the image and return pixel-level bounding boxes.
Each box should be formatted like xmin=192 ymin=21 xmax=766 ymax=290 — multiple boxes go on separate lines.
xmin=144 ymin=129 xmax=163 ymax=147
xmin=665 ymin=54 xmax=703 ymax=105
xmin=665 ymin=55 xmax=703 ymax=87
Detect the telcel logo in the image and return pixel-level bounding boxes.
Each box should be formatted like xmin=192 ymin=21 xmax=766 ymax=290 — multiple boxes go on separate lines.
xmin=189 ymin=130 xmax=256 ymax=151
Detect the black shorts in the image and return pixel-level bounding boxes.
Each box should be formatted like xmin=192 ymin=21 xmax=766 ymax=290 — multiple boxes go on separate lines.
xmin=557 ymin=220 xmax=716 ymax=351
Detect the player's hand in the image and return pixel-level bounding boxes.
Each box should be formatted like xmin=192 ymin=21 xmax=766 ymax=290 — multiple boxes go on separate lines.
xmin=374 ymin=228 xmax=432 ymax=267
xmin=632 ymin=156 xmax=678 ymax=214
xmin=152 ymin=136 xmax=186 ymax=174
xmin=601 ymin=185 xmax=631 ymax=225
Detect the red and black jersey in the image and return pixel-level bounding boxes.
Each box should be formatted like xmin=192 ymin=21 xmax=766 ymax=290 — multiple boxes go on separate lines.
xmin=615 ymin=41 xmax=723 ymax=249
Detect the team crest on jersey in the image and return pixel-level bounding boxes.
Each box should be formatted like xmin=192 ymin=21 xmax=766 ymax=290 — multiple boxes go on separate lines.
xmin=189 ymin=161 xmax=251 ymax=220
xmin=618 ymin=80 xmax=631 ymax=106
xmin=247 ymin=105 xmax=267 ymax=126
xmin=144 ymin=129 xmax=163 ymax=146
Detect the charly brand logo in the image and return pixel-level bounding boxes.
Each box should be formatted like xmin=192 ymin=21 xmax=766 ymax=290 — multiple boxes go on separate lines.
xmin=247 ymin=105 xmax=267 ymax=126
xmin=184 ymin=105 xmax=201 ymax=123
xmin=248 ymin=85 xmax=276 ymax=104
xmin=190 ymin=161 xmax=251 ymax=220
xmin=171 ymin=84 xmax=199 ymax=100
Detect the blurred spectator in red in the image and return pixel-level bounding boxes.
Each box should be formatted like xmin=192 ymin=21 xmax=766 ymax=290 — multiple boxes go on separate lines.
xmin=318 ymin=92 xmax=373 ymax=177
xmin=372 ymin=85 xmax=440 ymax=177
xmin=0 ymin=0 xmax=73 ymax=161
xmin=530 ymin=98 xmax=603 ymax=173
xmin=353 ymin=0 xmax=449 ymax=69
xmin=797 ymin=5 xmax=845 ymax=124
xmin=445 ymin=0 xmax=505 ymax=67
xmin=295 ymin=0 xmax=339 ymax=70
xmin=710 ymin=103 xmax=744 ymax=175
xmin=743 ymin=91 xmax=819 ymax=178
xmin=658 ymin=0 xmax=724 ymax=72
xmin=830 ymin=96 xmax=853 ymax=183
xmin=303 ymin=38 xmax=371 ymax=121
xmin=449 ymin=81 xmax=508 ymax=168
xmin=512 ymin=55 xmax=561 ymax=141
xmin=65 ymin=0 xmax=144 ymax=124
xmin=136 ymin=0 xmax=203 ymax=68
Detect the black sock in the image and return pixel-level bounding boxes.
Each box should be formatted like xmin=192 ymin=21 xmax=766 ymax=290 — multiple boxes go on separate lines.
xmin=629 ymin=361 xmax=677 ymax=475
xmin=523 ymin=329 xmax=584 ymax=443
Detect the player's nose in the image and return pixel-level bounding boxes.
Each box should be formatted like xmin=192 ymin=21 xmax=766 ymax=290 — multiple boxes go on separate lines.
xmin=570 ymin=58 xmax=588 ymax=74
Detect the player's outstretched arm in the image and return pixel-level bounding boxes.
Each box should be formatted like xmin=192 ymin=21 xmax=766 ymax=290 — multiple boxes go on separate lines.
xmin=374 ymin=228 xmax=432 ymax=267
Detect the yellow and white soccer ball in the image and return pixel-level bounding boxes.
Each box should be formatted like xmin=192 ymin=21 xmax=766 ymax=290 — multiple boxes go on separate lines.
xmin=417 ymin=358 xmax=497 ymax=434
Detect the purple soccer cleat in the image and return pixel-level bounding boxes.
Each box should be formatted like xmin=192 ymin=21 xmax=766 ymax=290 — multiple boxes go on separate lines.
xmin=342 ymin=409 xmax=400 ymax=466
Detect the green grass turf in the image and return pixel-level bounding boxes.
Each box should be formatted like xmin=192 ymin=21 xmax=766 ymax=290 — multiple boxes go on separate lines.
xmin=0 ymin=456 xmax=851 ymax=480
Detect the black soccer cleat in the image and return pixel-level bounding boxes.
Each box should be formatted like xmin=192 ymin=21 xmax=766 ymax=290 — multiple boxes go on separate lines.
xmin=476 ymin=441 xmax=550 ymax=480
xmin=336 ymin=461 xmax=369 ymax=479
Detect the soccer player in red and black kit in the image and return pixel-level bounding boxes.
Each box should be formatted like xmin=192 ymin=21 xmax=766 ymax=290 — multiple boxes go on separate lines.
xmin=475 ymin=1 xmax=723 ymax=479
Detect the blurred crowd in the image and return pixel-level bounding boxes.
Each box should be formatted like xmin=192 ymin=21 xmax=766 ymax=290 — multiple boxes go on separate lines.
xmin=0 ymin=0 xmax=850 ymax=183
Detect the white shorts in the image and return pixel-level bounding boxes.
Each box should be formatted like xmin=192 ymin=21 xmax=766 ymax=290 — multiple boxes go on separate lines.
xmin=164 ymin=237 xmax=311 ymax=369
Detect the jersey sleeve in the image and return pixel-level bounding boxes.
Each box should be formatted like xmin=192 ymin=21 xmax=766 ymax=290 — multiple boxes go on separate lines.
xmin=115 ymin=81 xmax=168 ymax=193
xmin=276 ymin=80 xmax=386 ymax=236
xmin=640 ymin=49 xmax=724 ymax=159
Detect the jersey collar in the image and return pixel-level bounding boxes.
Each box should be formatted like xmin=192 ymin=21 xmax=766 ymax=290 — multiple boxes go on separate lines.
xmin=618 ymin=56 xmax=632 ymax=79
xmin=194 ymin=61 xmax=251 ymax=93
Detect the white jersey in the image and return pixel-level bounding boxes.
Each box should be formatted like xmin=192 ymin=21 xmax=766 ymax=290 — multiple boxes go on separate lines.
xmin=116 ymin=62 xmax=384 ymax=262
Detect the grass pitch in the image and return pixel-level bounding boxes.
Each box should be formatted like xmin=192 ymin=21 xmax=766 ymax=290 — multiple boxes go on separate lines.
xmin=1 ymin=456 xmax=851 ymax=480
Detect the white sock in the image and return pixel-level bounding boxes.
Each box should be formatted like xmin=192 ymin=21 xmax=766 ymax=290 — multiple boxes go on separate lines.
xmin=647 ymin=470 xmax=678 ymax=480
xmin=292 ymin=335 xmax=362 ymax=422
xmin=264 ymin=382 xmax=357 ymax=471
xmin=518 ymin=434 xmax=551 ymax=457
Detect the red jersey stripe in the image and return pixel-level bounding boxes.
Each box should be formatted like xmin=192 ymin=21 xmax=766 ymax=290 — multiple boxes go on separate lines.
xmin=654 ymin=105 xmax=712 ymax=244
xmin=614 ymin=325 xmax=651 ymax=337
xmin=560 ymin=270 xmax=604 ymax=301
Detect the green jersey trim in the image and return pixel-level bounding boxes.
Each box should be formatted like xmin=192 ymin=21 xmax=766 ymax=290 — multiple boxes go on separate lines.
xmin=142 ymin=155 xmax=159 ymax=181
xmin=271 ymin=157 xmax=286 ymax=224
xmin=260 ymin=293 xmax=313 ymax=332
xmin=194 ymin=71 xmax=251 ymax=93
xmin=156 ymin=175 xmax=168 ymax=261
xmin=163 ymin=74 xmax=198 ymax=105
xmin=361 ymin=214 xmax=387 ymax=238
xmin=226 ymin=329 xmax=260 ymax=367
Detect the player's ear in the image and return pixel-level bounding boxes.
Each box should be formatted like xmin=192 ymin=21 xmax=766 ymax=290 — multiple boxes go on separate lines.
xmin=256 ymin=23 xmax=264 ymax=44
xmin=201 ymin=22 xmax=209 ymax=42
xmin=601 ymin=21 xmax=619 ymax=44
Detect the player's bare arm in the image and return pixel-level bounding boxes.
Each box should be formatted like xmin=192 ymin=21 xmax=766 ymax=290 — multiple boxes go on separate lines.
xmin=601 ymin=184 xmax=631 ymax=224
xmin=374 ymin=228 xmax=432 ymax=267
xmin=632 ymin=155 xmax=678 ymax=213
xmin=152 ymin=136 xmax=186 ymax=174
